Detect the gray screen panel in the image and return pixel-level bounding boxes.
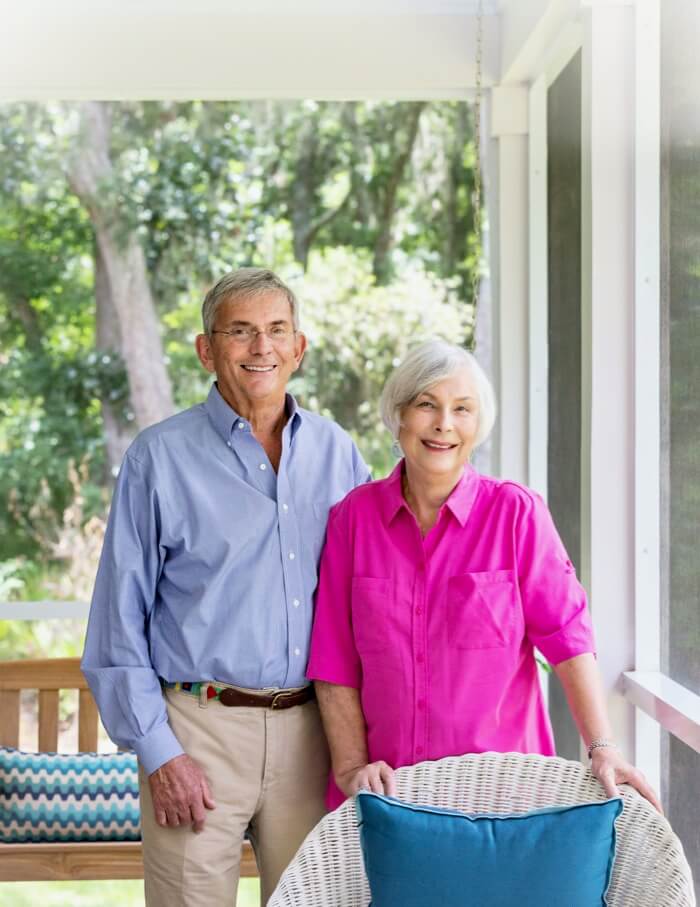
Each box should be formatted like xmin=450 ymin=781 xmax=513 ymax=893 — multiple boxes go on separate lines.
xmin=547 ymin=50 xmax=583 ymax=760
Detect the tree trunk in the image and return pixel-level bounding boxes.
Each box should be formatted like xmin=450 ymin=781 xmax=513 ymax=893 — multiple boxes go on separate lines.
xmin=343 ymin=103 xmax=373 ymax=226
xmin=443 ymin=103 xmax=470 ymax=278
xmin=94 ymin=238 xmax=137 ymax=473
xmin=66 ymin=102 xmax=175 ymax=432
xmin=14 ymin=296 xmax=43 ymax=355
xmin=288 ymin=110 xmax=350 ymax=270
xmin=290 ymin=116 xmax=319 ymax=269
xmin=372 ymin=102 xmax=425 ymax=285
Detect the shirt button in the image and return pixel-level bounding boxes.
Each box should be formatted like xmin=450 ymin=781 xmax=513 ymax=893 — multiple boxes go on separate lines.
xmin=415 ymin=607 xmax=422 ymax=616
xmin=282 ymin=503 xmax=289 ymax=511
xmin=226 ymin=441 xmax=232 ymax=447
xmin=238 ymin=422 xmax=245 ymax=429
xmin=259 ymin=463 xmax=267 ymax=470
xmin=294 ymin=647 xmax=301 ymax=656
xmin=417 ymin=699 xmax=425 ymax=710
xmin=416 ymin=745 xmax=424 ymax=756
xmin=416 ymin=653 xmax=424 ymax=663
xmin=289 ymin=552 xmax=295 ymax=560
xmin=293 ymin=598 xmax=300 ymax=608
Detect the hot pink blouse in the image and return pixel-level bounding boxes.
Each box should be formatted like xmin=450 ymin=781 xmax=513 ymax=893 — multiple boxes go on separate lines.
xmin=307 ymin=462 xmax=595 ymax=809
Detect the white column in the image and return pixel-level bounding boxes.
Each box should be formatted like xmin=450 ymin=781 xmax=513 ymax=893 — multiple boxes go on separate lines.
xmin=580 ymin=0 xmax=636 ymax=762
xmin=528 ymin=74 xmax=549 ymax=500
xmin=491 ymin=83 xmax=529 ymax=485
xmin=632 ymin=0 xmax=661 ymax=793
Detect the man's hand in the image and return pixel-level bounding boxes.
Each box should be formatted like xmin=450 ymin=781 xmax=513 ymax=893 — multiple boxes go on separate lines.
xmin=148 ymin=753 xmax=216 ymax=833
xmin=336 ymin=760 xmax=397 ymax=800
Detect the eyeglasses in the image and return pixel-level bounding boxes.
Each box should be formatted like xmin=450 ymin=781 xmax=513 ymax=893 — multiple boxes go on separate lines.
xmin=210 ymin=326 xmax=296 ymax=344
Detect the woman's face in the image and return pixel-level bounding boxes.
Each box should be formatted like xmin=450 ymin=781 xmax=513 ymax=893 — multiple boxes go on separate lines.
xmin=398 ymin=368 xmax=480 ymax=479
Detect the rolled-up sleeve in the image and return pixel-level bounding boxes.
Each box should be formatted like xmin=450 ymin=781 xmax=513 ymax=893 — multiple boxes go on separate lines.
xmin=306 ymin=503 xmax=362 ymax=688
xmin=516 ymin=491 xmax=596 ymax=665
xmin=81 ymin=453 xmax=183 ymax=775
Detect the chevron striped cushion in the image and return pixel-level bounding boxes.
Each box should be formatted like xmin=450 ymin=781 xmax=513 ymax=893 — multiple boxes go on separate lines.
xmin=0 ymin=746 xmax=141 ymax=843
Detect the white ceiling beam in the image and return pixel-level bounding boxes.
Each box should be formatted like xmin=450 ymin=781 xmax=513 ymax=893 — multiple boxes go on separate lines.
xmin=0 ymin=2 xmax=501 ymax=101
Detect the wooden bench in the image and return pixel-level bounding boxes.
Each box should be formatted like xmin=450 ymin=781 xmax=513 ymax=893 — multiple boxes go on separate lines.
xmin=0 ymin=657 xmax=257 ymax=881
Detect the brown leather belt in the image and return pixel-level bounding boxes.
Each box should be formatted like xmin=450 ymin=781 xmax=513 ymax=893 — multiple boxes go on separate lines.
xmin=163 ymin=680 xmax=315 ymax=710
xmin=218 ymin=685 xmax=314 ymax=709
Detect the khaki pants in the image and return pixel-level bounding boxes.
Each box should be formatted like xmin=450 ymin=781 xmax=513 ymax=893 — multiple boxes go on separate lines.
xmin=138 ymin=688 xmax=329 ymax=907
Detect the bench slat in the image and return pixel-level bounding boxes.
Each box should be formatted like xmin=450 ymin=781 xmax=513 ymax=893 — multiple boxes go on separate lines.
xmin=78 ymin=688 xmax=99 ymax=752
xmin=0 ymin=840 xmax=258 ymax=882
xmin=38 ymin=690 xmax=59 ymax=752
xmin=0 ymin=690 xmax=20 ymax=747
xmin=0 ymin=658 xmax=89 ymax=690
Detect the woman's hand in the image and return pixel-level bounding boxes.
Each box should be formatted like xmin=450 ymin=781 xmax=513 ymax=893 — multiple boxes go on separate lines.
xmin=552 ymin=654 xmax=663 ymax=813
xmin=590 ymin=746 xmax=663 ymax=813
xmin=335 ymin=760 xmax=397 ymax=799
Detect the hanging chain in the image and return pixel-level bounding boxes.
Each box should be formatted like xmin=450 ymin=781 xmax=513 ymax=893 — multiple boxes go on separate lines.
xmin=470 ymin=0 xmax=484 ymax=313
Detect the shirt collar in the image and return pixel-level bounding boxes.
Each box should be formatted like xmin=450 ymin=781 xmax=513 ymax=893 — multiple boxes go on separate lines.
xmin=380 ymin=460 xmax=480 ymax=528
xmin=204 ymin=383 xmax=302 ymax=444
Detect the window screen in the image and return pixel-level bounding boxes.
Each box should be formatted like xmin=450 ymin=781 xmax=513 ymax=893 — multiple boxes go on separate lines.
xmin=660 ymin=1 xmax=700 ymax=897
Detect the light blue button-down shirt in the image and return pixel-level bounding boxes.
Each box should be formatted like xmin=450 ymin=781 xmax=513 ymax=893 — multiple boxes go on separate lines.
xmin=82 ymin=384 xmax=370 ymax=774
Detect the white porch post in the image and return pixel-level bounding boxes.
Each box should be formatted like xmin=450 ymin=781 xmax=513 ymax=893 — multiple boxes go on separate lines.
xmin=580 ymin=0 xmax=636 ymax=762
xmin=491 ymin=83 xmax=529 ymax=485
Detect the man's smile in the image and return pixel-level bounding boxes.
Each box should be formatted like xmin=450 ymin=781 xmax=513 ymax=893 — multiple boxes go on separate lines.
xmin=240 ymin=364 xmax=277 ymax=372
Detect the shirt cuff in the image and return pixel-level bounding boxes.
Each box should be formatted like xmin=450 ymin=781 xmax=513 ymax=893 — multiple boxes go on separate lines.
xmin=532 ymin=624 xmax=596 ymax=666
xmin=307 ymin=662 xmax=361 ymax=689
xmin=132 ymin=721 xmax=185 ymax=776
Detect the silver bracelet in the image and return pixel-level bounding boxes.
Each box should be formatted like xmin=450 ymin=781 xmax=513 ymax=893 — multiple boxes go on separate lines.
xmin=587 ymin=738 xmax=618 ymax=759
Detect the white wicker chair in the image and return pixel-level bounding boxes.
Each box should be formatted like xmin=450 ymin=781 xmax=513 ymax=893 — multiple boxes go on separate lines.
xmin=269 ymin=752 xmax=695 ymax=907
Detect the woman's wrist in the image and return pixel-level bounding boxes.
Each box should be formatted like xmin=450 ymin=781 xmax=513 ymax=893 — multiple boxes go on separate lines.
xmin=587 ymin=737 xmax=618 ymax=759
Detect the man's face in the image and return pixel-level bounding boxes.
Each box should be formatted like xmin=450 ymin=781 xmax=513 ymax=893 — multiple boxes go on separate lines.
xmin=195 ymin=291 xmax=307 ymax=414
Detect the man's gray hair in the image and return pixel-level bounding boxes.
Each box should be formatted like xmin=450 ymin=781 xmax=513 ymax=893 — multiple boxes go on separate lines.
xmin=380 ymin=339 xmax=497 ymax=449
xmin=201 ymin=268 xmax=300 ymax=335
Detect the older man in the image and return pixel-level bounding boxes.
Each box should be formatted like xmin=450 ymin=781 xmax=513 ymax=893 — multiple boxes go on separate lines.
xmin=82 ymin=268 xmax=369 ymax=906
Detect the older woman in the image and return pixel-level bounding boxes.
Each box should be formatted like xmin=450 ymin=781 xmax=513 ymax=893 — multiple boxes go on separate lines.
xmin=307 ymin=340 xmax=660 ymax=811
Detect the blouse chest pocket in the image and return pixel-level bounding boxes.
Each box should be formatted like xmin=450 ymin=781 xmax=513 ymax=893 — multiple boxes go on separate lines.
xmin=447 ymin=570 xmax=519 ymax=650
xmin=351 ymin=577 xmax=394 ymax=655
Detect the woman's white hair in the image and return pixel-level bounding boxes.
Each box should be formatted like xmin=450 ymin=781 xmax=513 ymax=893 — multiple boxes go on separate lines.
xmin=380 ymin=340 xmax=497 ymax=449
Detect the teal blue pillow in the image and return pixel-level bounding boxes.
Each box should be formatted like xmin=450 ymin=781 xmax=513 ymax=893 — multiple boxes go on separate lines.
xmin=356 ymin=792 xmax=622 ymax=907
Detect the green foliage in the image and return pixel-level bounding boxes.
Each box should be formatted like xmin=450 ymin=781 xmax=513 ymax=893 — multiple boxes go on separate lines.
xmin=288 ymin=249 xmax=474 ymax=474
xmin=0 ymin=99 xmax=479 ymax=593
xmin=108 ymin=102 xmax=271 ymax=294
xmin=0 ymin=879 xmax=260 ymax=907
xmin=0 ymin=109 xmax=127 ymax=558
xmin=0 ymin=560 xmax=25 ymax=599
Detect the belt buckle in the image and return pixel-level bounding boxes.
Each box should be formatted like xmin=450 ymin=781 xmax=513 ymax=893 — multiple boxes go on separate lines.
xmin=271 ymin=691 xmax=290 ymax=710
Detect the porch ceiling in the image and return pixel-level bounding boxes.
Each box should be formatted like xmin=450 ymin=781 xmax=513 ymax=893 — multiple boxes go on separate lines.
xmin=1 ymin=0 xmax=506 ymax=101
